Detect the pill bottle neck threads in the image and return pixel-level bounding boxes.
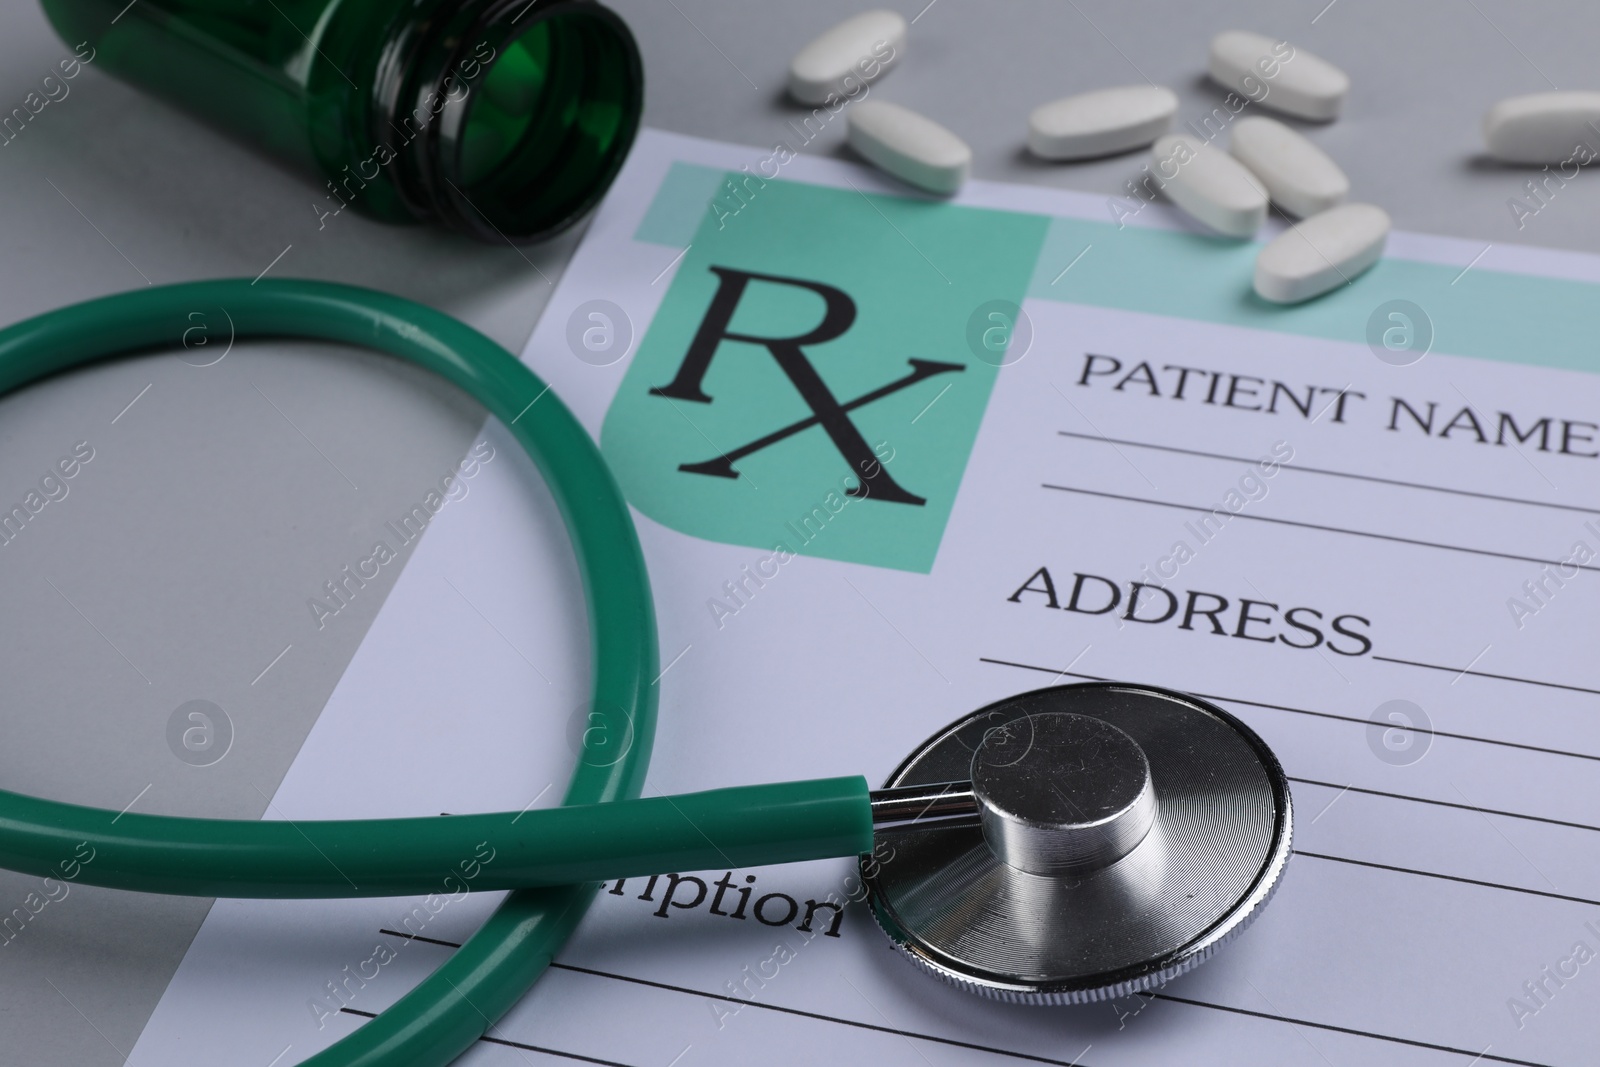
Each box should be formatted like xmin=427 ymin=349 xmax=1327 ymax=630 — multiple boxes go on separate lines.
xmin=38 ymin=0 xmax=642 ymax=244
xmin=365 ymin=0 xmax=643 ymax=242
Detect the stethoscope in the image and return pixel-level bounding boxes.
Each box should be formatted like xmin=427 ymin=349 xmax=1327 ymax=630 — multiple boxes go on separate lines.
xmin=0 ymin=279 xmax=1292 ymax=1065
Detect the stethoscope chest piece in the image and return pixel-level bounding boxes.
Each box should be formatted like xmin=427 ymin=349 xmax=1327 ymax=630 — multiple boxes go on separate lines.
xmin=864 ymin=682 xmax=1293 ymax=1004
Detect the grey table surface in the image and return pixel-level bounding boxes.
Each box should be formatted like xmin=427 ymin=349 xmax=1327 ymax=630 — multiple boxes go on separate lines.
xmin=0 ymin=0 xmax=1595 ymax=1060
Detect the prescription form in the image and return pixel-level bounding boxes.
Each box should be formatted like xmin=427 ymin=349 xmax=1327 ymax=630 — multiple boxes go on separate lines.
xmin=126 ymin=130 xmax=1600 ymax=1067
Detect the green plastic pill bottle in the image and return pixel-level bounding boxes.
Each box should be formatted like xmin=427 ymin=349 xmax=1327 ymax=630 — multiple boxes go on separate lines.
xmin=40 ymin=0 xmax=643 ymax=242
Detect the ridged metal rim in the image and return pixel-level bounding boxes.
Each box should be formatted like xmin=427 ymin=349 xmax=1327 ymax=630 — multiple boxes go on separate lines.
xmin=864 ymin=681 xmax=1294 ymax=1005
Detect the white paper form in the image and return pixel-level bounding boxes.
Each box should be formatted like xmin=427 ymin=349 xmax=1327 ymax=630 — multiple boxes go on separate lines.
xmin=128 ymin=130 xmax=1600 ymax=1067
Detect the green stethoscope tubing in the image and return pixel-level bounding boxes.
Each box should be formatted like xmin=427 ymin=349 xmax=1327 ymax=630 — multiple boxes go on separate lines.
xmin=0 ymin=279 xmax=874 ymax=1067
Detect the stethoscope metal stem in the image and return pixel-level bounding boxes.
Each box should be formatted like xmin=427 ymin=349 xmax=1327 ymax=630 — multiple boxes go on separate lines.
xmin=868 ymin=782 xmax=980 ymax=834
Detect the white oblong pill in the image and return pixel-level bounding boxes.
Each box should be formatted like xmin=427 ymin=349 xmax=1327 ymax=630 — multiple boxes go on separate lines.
xmin=788 ymin=10 xmax=906 ymax=106
xmin=1151 ymin=134 xmax=1267 ymax=237
xmin=1229 ymin=116 xmax=1349 ymax=217
xmin=1483 ymin=91 xmax=1600 ymax=164
xmin=1209 ymin=30 xmax=1349 ymax=121
xmin=1254 ymin=203 xmax=1389 ymax=304
xmin=847 ymin=100 xmax=971 ymax=195
xmin=1027 ymin=85 xmax=1178 ymax=161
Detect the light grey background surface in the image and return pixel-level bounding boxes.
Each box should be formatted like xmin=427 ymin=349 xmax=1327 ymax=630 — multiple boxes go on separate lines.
xmin=0 ymin=0 xmax=1595 ymax=1061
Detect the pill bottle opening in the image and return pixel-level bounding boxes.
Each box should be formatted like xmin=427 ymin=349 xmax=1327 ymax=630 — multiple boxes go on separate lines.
xmin=427 ymin=3 xmax=642 ymax=243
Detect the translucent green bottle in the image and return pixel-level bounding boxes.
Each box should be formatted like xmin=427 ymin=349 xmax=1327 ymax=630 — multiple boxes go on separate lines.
xmin=40 ymin=0 xmax=643 ymax=242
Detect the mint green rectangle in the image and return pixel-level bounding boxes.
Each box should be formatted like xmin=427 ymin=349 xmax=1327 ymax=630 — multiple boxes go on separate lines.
xmin=608 ymin=171 xmax=1049 ymax=572
xmin=645 ymin=165 xmax=1600 ymax=375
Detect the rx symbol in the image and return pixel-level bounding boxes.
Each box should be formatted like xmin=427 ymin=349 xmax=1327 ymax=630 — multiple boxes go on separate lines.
xmin=651 ymin=267 xmax=962 ymax=505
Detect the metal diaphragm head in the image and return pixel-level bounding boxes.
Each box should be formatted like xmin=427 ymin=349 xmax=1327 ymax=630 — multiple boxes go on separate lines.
xmin=863 ymin=682 xmax=1293 ymax=1005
